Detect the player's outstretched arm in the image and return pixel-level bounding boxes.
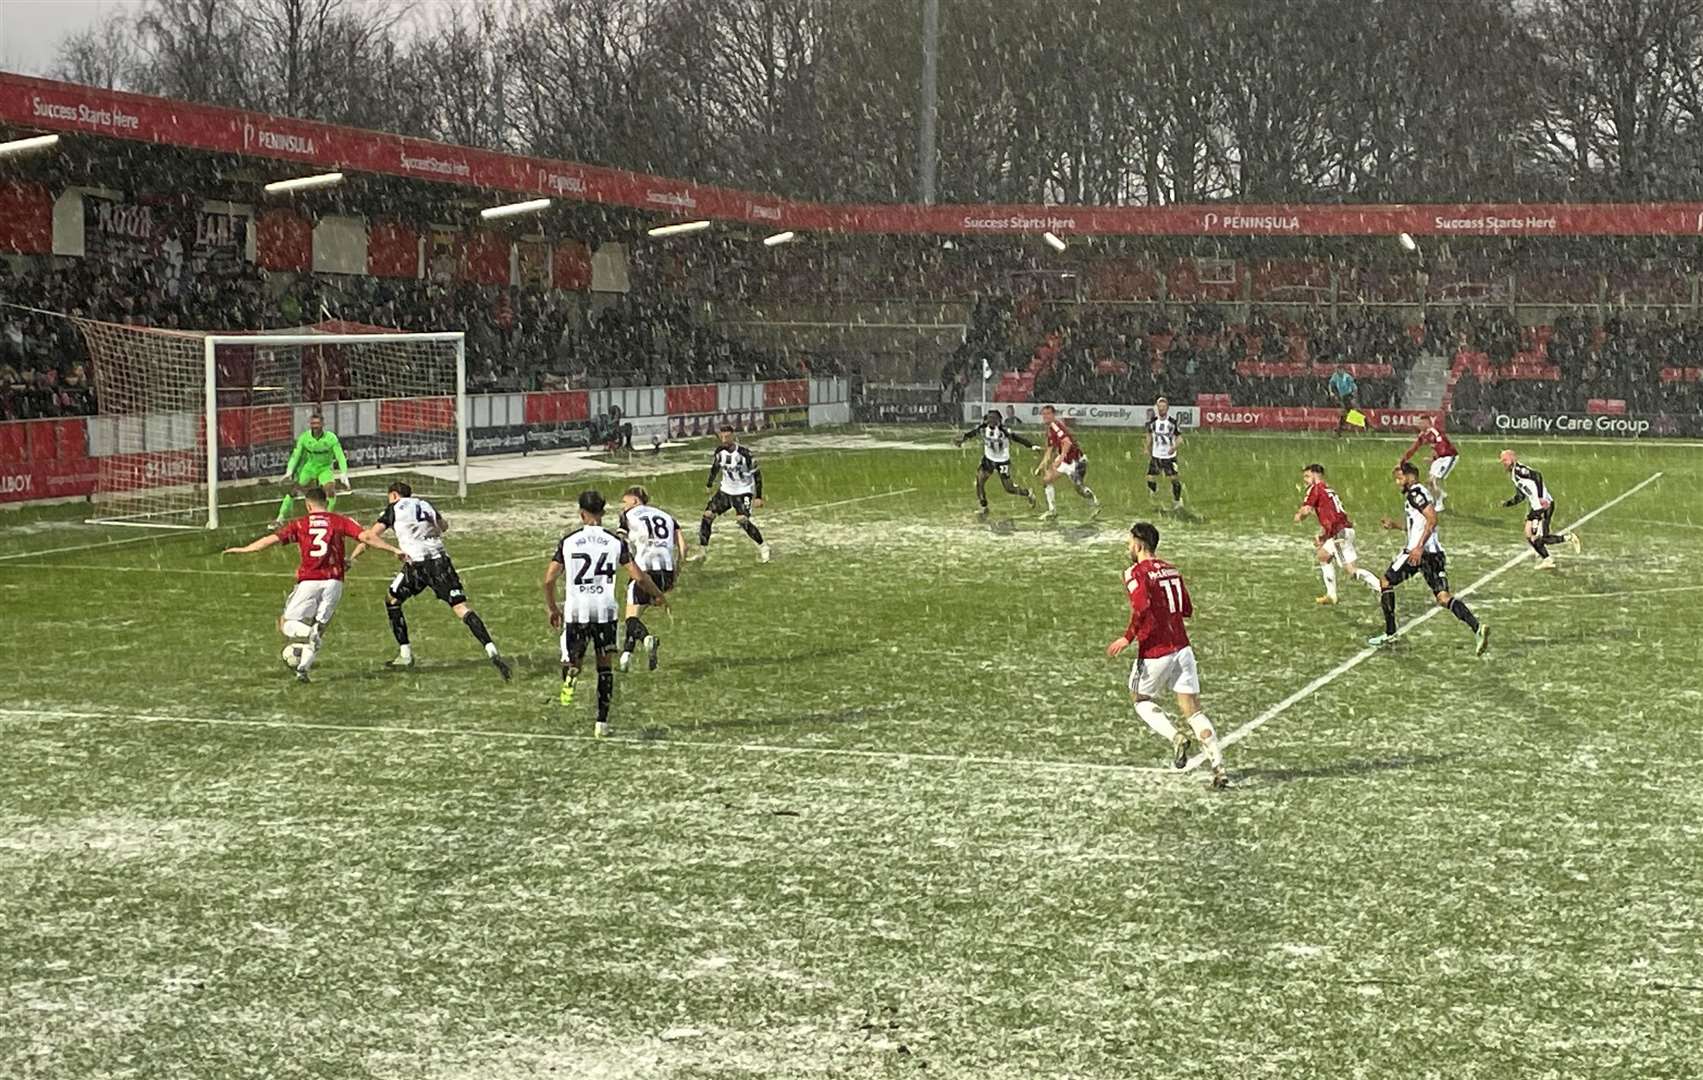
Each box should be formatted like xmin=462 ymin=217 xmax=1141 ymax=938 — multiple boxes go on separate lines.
xmin=1009 ymin=431 xmax=1038 ymax=450
xmin=543 ymin=558 xmax=564 ymax=628
xmin=223 ymin=534 xmax=282 ymax=555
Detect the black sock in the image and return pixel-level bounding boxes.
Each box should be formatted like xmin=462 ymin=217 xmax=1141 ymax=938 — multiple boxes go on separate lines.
xmin=976 ymin=475 xmax=988 ymax=507
xmin=1172 ymin=480 xmax=1183 ymax=501
xmin=596 ymin=668 xmax=614 ymax=722
xmin=1541 ymin=533 xmax=1567 ymax=546
xmin=463 ymin=610 xmax=493 ymax=648
xmin=386 ymin=602 xmax=409 ymax=646
xmin=1449 ymin=598 xmax=1480 ymax=632
xmin=1380 ymin=588 xmax=1397 ymax=635
xmin=740 ymin=519 xmax=765 ymax=545
xmin=624 ymin=615 xmax=647 ymax=651
xmin=1146 ymin=479 xmax=1158 ymax=494
xmin=1530 ymin=538 xmax=1549 ymax=559
xmin=699 ymin=518 xmax=712 ymax=546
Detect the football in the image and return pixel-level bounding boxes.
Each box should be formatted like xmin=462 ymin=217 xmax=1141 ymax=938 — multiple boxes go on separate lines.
xmin=281 ymin=642 xmax=309 ymax=670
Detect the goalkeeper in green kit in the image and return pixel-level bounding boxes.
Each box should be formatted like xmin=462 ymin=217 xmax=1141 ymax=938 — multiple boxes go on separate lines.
xmin=275 ymin=412 xmax=350 ymax=523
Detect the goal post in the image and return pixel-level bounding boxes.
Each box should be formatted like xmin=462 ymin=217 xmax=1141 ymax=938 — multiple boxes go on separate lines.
xmin=75 ymin=318 xmax=467 ymax=530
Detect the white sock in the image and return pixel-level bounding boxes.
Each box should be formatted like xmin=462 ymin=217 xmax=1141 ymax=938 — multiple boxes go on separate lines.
xmin=297 ymin=641 xmax=318 ymax=673
xmin=1189 ymin=710 xmax=1224 ymax=768
xmin=1044 ymin=484 xmax=1057 ymax=511
xmin=1134 ymin=700 xmax=1177 ymax=741
xmin=1320 ymin=562 xmax=1338 ymax=600
xmin=484 ymin=642 xmax=498 ymax=658
xmin=399 ymin=643 xmax=413 ymax=661
xmin=1354 ymin=568 xmax=1381 ymax=592
xmin=282 ymin=619 xmax=315 ymax=640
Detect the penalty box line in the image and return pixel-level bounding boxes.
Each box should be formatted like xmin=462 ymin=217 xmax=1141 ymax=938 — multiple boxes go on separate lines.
xmin=0 ymin=706 xmax=1176 ymax=779
xmin=1185 ymin=470 xmax=1667 ymax=771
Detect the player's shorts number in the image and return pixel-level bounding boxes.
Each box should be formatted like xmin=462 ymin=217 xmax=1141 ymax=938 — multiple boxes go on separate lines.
xmin=980 ymin=457 xmax=1011 ymax=477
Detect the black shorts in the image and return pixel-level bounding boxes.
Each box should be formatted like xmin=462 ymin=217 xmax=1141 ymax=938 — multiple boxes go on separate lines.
xmin=390 ymin=557 xmax=466 ymax=606
xmin=561 ymin=620 xmax=618 ymax=660
xmin=979 ymin=457 xmax=1012 ymax=478
xmin=705 ymin=491 xmax=755 ymax=517
xmin=1526 ymin=505 xmax=1555 ymax=532
xmin=626 ymin=567 xmax=677 ymax=607
xmin=1146 ymin=457 xmax=1179 ymax=477
xmin=1385 ymin=550 xmax=1450 ymax=595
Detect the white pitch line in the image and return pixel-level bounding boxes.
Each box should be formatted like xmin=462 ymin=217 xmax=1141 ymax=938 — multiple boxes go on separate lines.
xmin=0 ymin=706 xmax=1174 ymax=777
xmin=0 ymin=562 xmax=278 ymax=578
xmin=1476 ymin=584 xmax=1703 ymax=606
xmin=1629 ymin=518 xmax=1703 ymax=533
xmin=0 ymin=531 xmax=171 ymax=562
xmin=1187 ymin=469 xmax=1668 ymax=770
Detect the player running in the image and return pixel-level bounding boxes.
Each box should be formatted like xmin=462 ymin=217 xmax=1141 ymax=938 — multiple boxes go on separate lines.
xmin=690 ymin=424 xmax=770 ymax=563
xmin=616 ymin=485 xmax=685 ymax=672
xmin=1499 ymin=450 xmax=1581 ymax=570
xmin=1034 ymin=404 xmax=1101 ymax=521
xmin=1294 ymin=463 xmax=1382 ymax=605
xmin=1106 ymin=522 xmax=1227 ymax=788
xmin=544 ymin=489 xmax=667 ymax=737
xmin=276 ymin=413 xmax=349 ymax=522
xmin=1143 ymin=397 xmax=1184 ymax=510
xmin=1399 ymin=416 xmax=1459 ymax=512
xmin=955 ymin=408 xmax=1038 ymax=516
xmin=356 ymin=481 xmax=510 ymax=680
xmin=1368 ymin=462 xmax=1488 ymax=653
xmin=224 ymin=485 xmax=402 ymax=681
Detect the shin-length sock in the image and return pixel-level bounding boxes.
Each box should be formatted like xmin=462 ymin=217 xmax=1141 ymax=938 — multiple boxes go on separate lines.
xmin=1448 ymin=598 xmax=1480 ymax=632
xmin=1171 ymin=479 xmax=1183 ymax=503
xmin=1380 ymin=588 xmax=1398 ymax=635
xmin=624 ymin=615 xmax=648 ymax=652
xmin=596 ymin=668 xmax=615 ymax=723
xmin=462 ymin=609 xmax=495 ymax=652
xmin=975 ymin=473 xmax=989 ymax=509
xmin=699 ymin=517 xmax=713 ymax=547
xmin=739 ymin=519 xmax=765 ymax=545
xmin=1354 ymin=568 xmax=1382 ymax=592
xmin=386 ymin=602 xmax=410 ymax=656
xmin=1529 ymin=538 xmax=1550 ymax=559
xmin=1189 ymin=710 xmax=1224 ymax=768
xmin=1134 ymin=700 xmax=1178 ymax=741
xmin=1320 ymin=562 xmax=1339 ymax=600
xmin=276 ymin=493 xmax=295 ymax=519
xmin=1146 ymin=478 xmax=1158 ymax=495
xmin=1044 ymin=484 xmax=1058 ymax=511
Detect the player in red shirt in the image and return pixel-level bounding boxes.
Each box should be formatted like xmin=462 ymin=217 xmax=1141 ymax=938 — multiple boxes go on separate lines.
xmin=1105 ymin=521 xmax=1227 ymax=788
xmin=223 ymin=485 xmax=401 ymax=681
xmin=1033 ymin=405 xmax=1101 ymax=521
xmin=1400 ymin=415 xmax=1460 ymax=512
xmin=1292 ymin=463 xmax=1382 ymax=605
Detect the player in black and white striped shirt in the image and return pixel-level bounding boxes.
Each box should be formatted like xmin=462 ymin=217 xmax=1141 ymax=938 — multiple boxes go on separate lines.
xmin=1499 ymin=450 xmax=1581 ymax=570
xmin=1368 ymin=462 xmax=1488 ymax=653
xmin=356 ymin=481 xmax=511 ymax=680
xmin=1144 ymin=397 xmax=1185 ymax=511
xmin=690 ymin=425 xmax=770 ymax=563
xmin=954 ymin=408 xmax=1038 ymax=517
xmin=616 ymin=485 xmax=685 ymax=672
xmin=544 ymin=490 xmax=667 ymax=736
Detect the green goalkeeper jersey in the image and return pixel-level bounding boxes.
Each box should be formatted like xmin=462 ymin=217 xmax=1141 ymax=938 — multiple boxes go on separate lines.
xmin=286 ymin=429 xmax=348 ymax=477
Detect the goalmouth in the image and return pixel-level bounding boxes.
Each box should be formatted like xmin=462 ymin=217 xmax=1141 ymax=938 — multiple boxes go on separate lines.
xmin=73 ymin=318 xmax=467 ymax=530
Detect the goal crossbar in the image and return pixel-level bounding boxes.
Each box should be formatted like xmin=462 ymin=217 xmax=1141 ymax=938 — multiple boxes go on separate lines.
xmin=76 ymin=320 xmax=466 ymax=531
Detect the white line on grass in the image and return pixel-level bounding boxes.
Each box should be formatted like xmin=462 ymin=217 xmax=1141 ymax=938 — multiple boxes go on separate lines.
xmin=1186 ymin=469 xmax=1668 ymax=771
xmin=0 ymin=706 xmax=1174 ymax=777
xmin=0 ymin=562 xmax=277 ymax=578
xmin=1629 ymin=519 xmax=1703 ymax=533
xmin=0 ymin=532 xmax=171 ymax=562
xmin=1476 ymin=584 xmax=1703 ymax=606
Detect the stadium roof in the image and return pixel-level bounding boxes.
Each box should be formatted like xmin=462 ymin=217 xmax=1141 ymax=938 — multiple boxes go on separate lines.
xmin=7 ymin=71 xmax=1703 ymax=239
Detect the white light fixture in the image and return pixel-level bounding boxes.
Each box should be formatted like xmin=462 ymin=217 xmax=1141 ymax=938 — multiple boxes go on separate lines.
xmin=1398 ymin=232 xmax=1418 ymax=252
xmin=1042 ymin=231 xmax=1067 ymax=252
xmin=647 ymin=220 xmax=711 ymax=237
xmin=480 ymin=197 xmax=552 ymax=220
xmin=762 ymin=230 xmax=797 ymax=247
xmin=263 ymin=171 xmax=345 ymax=195
xmin=0 ymin=133 xmax=61 ymax=157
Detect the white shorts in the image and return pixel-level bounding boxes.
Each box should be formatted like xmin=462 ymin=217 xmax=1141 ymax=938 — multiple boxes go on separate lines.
xmin=1128 ymin=646 xmax=1201 ymax=698
xmin=1322 ymin=528 xmax=1360 ymax=567
xmin=282 ymin=579 xmax=344 ymax=628
xmin=1055 ymin=457 xmax=1085 ymax=480
xmin=1430 ymin=455 xmax=1458 ymax=481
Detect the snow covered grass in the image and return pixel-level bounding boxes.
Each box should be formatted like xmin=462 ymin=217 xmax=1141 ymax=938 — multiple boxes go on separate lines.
xmin=2 ymin=431 xmax=1700 ymax=1078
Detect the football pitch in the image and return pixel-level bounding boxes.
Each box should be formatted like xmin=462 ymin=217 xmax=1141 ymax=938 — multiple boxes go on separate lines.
xmin=3 ymin=428 xmax=1701 ymax=1079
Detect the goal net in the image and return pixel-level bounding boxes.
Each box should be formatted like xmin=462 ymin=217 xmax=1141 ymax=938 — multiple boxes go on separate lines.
xmin=75 ymin=319 xmax=466 ymax=529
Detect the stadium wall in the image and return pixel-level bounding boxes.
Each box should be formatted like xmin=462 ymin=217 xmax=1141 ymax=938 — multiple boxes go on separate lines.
xmin=0 ymin=377 xmax=848 ymax=506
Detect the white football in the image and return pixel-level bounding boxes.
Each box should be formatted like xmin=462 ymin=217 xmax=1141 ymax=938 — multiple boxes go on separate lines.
xmin=282 ymin=642 xmax=309 ymax=670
